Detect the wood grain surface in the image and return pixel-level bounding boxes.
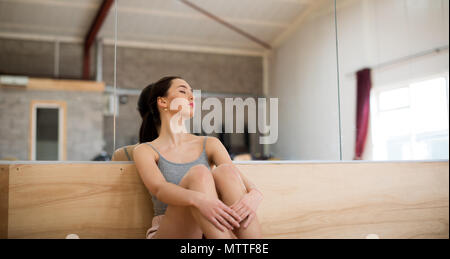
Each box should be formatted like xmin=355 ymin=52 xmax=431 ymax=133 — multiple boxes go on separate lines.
xmin=0 ymin=161 xmax=448 ymax=239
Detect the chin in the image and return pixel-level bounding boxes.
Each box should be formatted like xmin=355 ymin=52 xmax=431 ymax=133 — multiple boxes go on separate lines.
xmin=180 ymin=110 xmax=194 ymax=119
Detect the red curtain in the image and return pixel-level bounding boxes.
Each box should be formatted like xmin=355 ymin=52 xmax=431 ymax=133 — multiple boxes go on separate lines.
xmin=354 ymin=68 xmax=372 ymax=160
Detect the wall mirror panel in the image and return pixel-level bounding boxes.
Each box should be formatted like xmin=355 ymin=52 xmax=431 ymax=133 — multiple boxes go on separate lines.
xmin=336 ymin=0 xmax=449 ymax=161
xmin=110 ymin=0 xmax=343 ymax=162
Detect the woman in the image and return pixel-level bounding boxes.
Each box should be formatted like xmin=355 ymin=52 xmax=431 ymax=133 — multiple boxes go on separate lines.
xmin=133 ymin=76 xmax=264 ymax=239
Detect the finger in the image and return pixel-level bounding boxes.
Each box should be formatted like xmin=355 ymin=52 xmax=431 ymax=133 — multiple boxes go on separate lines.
xmin=243 ymin=213 xmax=255 ymax=229
xmin=236 ymin=206 xmax=247 ymax=217
xmin=240 ymin=209 xmax=251 ymax=222
xmin=232 ymin=203 xmax=243 ymax=215
xmin=241 ymin=215 xmax=250 ymax=229
xmin=215 ymin=212 xmax=231 ymax=233
xmin=211 ymin=217 xmax=225 ymax=232
xmin=222 ymin=202 xmax=240 ymax=220
xmin=216 ymin=214 xmax=233 ymax=230
xmin=230 ymin=201 xmax=238 ymax=210
xmin=220 ymin=209 xmax=240 ymax=228
xmin=224 ymin=205 xmax=242 ymax=222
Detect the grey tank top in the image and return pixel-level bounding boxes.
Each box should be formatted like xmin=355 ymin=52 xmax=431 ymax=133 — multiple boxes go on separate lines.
xmin=145 ymin=136 xmax=211 ymax=216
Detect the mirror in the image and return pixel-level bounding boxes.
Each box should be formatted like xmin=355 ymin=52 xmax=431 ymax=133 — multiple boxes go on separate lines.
xmin=110 ymin=0 xmax=342 ymax=162
xmin=0 ymin=0 xmax=343 ymax=162
xmin=336 ymin=0 xmax=449 ymax=161
xmin=0 ymin=0 xmax=114 ymax=161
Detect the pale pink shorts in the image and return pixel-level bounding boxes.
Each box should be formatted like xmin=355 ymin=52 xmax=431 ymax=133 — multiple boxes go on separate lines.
xmin=146 ymin=215 xmax=165 ymax=239
xmin=145 ymin=214 xmax=208 ymax=239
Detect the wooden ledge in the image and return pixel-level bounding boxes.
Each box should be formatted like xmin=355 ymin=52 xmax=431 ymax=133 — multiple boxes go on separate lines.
xmin=0 ymin=161 xmax=448 ymax=239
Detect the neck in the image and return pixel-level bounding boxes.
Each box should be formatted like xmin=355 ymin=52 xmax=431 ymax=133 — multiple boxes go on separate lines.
xmin=158 ymin=112 xmax=189 ymax=146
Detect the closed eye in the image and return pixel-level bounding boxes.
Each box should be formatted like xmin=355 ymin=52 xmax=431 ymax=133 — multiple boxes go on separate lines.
xmin=178 ymin=85 xmax=193 ymax=94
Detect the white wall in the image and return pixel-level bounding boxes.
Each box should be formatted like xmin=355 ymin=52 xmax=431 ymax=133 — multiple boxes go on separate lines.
xmin=267 ymin=0 xmax=341 ymax=160
xmin=268 ymin=0 xmax=449 ymax=160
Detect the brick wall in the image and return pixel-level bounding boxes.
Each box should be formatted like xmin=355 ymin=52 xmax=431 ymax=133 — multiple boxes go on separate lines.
xmin=0 ymin=88 xmax=104 ymax=161
xmin=0 ymin=38 xmax=264 ymax=160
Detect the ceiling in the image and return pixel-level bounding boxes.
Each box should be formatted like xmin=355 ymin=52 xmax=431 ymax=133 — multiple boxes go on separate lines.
xmin=0 ymin=0 xmax=316 ymax=54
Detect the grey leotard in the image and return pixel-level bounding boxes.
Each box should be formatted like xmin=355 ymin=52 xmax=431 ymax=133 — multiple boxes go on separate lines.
xmin=145 ymin=136 xmax=211 ymax=216
xmin=123 ymin=147 xmax=132 ymax=161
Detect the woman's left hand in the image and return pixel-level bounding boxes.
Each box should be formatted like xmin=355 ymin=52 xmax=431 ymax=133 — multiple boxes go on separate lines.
xmin=230 ymin=189 xmax=263 ymax=229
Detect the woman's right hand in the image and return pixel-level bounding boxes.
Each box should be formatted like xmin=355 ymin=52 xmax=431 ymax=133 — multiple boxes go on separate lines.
xmin=193 ymin=193 xmax=242 ymax=232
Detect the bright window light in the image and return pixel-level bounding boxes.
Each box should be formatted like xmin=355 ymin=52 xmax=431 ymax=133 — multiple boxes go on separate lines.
xmin=371 ymin=76 xmax=449 ymax=160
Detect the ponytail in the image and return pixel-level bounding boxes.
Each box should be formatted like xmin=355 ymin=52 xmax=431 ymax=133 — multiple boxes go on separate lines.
xmin=138 ymin=110 xmax=160 ymax=143
xmin=137 ymin=76 xmax=182 ymax=143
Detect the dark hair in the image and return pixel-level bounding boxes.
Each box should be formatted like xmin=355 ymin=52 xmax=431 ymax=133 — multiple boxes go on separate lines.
xmin=138 ymin=76 xmax=182 ymax=143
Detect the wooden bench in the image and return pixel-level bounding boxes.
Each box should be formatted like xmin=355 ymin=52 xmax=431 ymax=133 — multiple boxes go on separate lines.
xmin=0 ymin=161 xmax=448 ymax=239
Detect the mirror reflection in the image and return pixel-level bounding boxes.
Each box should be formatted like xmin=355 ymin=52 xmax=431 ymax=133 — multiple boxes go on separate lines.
xmin=0 ymin=0 xmax=114 ymax=161
xmin=336 ymin=0 xmax=449 ymax=161
xmin=0 ymin=0 xmax=343 ymax=162
xmin=110 ymin=0 xmax=341 ymax=162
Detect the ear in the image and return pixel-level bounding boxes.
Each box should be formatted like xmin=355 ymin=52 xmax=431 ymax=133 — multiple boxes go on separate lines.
xmin=157 ymin=96 xmax=168 ymax=110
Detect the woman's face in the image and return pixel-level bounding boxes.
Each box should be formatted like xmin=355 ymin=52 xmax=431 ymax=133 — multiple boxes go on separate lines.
xmin=160 ymin=78 xmax=195 ymax=119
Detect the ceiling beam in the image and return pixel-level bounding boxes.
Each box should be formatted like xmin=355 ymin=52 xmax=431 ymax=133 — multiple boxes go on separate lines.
xmin=117 ymin=7 xmax=288 ymax=28
xmin=178 ymin=0 xmax=272 ymax=50
xmin=83 ymin=0 xmax=114 ymax=80
xmin=102 ymin=38 xmax=265 ymax=57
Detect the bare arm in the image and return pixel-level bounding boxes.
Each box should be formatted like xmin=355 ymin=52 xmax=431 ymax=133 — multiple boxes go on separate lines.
xmin=134 ymin=143 xmax=242 ymax=230
xmin=133 ymin=144 xmax=203 ymax=207
xmin=111 ymin=148 xmax=125 ymax=161
xmin=208 ymin=137 xmax=263 ymax=197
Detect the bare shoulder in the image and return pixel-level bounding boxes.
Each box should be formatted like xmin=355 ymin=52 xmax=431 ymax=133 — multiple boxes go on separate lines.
xmin=205 ymin=136 xmax=225 ymax=153
xmin=126 ymin=144 xmax=139 ymax=153
xmin=204 ymin=136 xmax=232 ymax=165
xmin=206 ymin=136 xmax=222 ymax=146
xmin=133 ymin=143 xmax=146 ymax=152
xmin=112 ymin=145 xmax=138 ymax=161
xmin=132 ymin=142 xmax=158 ymax=161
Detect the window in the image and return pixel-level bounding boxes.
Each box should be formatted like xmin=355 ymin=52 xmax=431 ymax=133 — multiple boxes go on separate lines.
xmin=371 ymin=76 xmax=449 ymax=160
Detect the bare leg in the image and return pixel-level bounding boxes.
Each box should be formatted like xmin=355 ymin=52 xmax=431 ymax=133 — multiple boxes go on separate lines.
xmin=212 ymin=164 xmax=263 ymax=239
xmin=153 ymin=164 xmax=235 ymax=239
xmin=185 ymin=165 xmax=236 ymax=239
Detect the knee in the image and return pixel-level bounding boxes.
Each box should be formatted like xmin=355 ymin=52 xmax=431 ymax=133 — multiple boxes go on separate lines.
xmin=187 ymin=164 xmax=214 ymax=186
xmin=212 ymin=164 xmax=240 ymax=183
